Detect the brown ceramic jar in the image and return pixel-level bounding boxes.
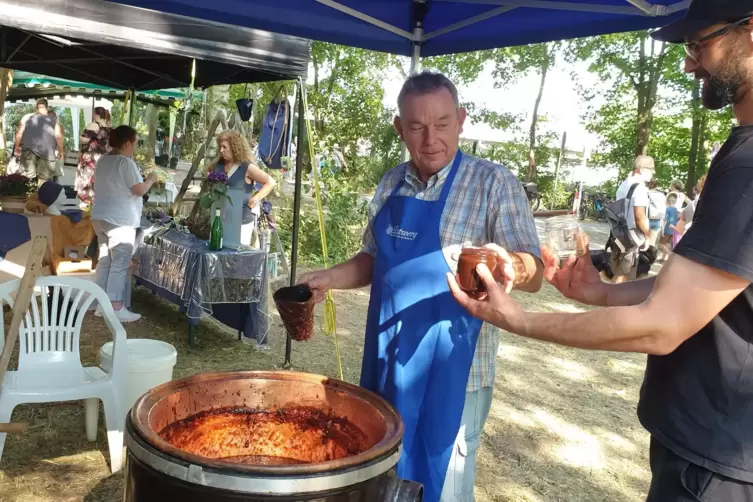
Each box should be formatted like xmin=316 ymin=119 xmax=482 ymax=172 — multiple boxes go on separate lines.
xmin=457 ymin=247 xmax=498 ymax=299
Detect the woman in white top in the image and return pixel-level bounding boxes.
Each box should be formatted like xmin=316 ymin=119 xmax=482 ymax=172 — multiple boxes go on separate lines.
xmin=91 ymin=126 xmax=158 ymax=322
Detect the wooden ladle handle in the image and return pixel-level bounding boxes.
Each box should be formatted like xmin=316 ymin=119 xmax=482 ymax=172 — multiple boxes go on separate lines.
xmin=0 ymin=422 xmax=27 ymax=433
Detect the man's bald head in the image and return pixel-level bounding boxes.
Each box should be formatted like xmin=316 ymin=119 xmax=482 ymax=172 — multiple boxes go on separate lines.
xmin=634 ymin=155 xmax=655 ymax=182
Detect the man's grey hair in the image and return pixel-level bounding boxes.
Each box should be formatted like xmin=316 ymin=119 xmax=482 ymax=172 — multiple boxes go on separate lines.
xmin=397 ymin=71 xmax=460 ymax=112
xmin=635 ymin=155 xmax=655 ymax=171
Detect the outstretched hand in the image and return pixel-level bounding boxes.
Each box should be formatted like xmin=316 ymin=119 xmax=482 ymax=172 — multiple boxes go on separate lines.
xmin=541 ymin=234 xmax=606 ymax=306
xmin=447 ymin=263 xmax=527 ymax=334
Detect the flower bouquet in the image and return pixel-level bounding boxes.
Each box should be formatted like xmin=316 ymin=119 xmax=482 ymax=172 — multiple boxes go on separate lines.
xmin=199 ymin=170 xmax=233 ymax=209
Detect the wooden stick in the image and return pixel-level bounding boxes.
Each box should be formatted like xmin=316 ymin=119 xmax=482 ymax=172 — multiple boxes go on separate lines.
xmin=172 ymin=110 xmax=227 ymax=215
xmin=533 ymin=209 xmax=571 ymax=218
xmin=0 ymin=236 xmax=47 ymax=390
xmin=0 ymin=422 xmax=27 ymax=433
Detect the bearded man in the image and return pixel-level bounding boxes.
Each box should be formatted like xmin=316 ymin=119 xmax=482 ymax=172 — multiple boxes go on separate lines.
xmin=448 ymin=1 xmax=753 ymax=500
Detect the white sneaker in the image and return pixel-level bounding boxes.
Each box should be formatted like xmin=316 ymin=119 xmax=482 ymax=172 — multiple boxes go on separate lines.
xmin=113 ymin=307 xmax=141 ymax=323
xmin=93 ymin=306 xmax=103 ymax=318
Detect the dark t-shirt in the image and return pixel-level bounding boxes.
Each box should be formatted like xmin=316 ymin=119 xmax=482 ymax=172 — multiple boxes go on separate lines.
xmin=638 ymin=125 xmax=753 ymax=481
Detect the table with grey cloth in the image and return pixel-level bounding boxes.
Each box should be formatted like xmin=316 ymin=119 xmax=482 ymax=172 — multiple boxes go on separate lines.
xmin=132 ymin=227 xmax=270 ymax=347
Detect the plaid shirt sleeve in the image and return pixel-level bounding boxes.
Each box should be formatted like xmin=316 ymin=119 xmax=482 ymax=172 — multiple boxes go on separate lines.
xmin=487 ymin=171 xmax=542 ymax=259
xmin=362 ymin=167 xmax=403 ymax=256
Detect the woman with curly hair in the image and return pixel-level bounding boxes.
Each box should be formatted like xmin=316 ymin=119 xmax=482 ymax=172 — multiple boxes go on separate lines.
xmin=76 ymin=107 xmax=111 ymax=205
xmin=208 ymin=130 xmax=276 ymax=246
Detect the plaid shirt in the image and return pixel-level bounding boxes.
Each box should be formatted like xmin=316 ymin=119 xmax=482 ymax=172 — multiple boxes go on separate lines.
xmin=363 ymin=153 xmax=541 ymax=391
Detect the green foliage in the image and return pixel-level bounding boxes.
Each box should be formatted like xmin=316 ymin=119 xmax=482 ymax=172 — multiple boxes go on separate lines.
xmin=536 ymin=173 xmax=571 ymax=210
xmin=4 ymin=104 xmax=34 ymax=147
xmin=276 ymin=171 xmax=368 ymax=266
xmin=426 ymin=51 xmax=493 ymax=85
xmin=0 ymin=149 xmax=7 ymax=175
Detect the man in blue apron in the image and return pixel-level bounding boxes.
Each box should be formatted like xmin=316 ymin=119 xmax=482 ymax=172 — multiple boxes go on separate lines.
xmin=448 ymin=3 xmax=753 ymax=500
xmin=299 ymin=71 xmax=542 ymax=501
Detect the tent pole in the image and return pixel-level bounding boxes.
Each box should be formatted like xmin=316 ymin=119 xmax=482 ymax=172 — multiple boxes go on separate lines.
xmin=127 ymin=88 xmax=136 ymax=127
xmin=410 ymin=42 xmax=422 ymax=75
xmin=402 ymin=2 xmax=426 ymax=161
xmin=285 ymin=77 xmax=306 ymax=367
xmin=401 ymin=40 xmax=423 ymax=162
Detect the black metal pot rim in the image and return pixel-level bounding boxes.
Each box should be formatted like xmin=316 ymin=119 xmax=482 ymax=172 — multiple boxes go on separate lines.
xmin=125 ymin=422 xmax=402 ymax=495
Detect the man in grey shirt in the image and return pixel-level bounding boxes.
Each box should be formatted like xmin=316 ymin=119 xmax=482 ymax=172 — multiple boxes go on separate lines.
xmin=13 ymin=98 xmax=64 ymax=184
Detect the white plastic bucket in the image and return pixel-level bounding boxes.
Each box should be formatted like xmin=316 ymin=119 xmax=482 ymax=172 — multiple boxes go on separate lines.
xmin=99 ymin=339 xmax=177 ymax=413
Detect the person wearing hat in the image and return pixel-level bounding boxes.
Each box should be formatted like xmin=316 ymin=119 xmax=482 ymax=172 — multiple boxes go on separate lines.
xmin=448 ymin=1 xmax=753 ymax=500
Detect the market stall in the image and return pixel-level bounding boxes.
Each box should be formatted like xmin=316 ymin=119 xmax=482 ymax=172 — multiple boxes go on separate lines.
xmin=0 ymin=0 xmax=310 ymax=349
xmin=133 ymin=226 xmax=269 ymax=347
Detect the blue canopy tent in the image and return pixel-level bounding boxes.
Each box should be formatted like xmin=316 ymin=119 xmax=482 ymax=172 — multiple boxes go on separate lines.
xmin=108 ymin=0 xmax=689 ymax=70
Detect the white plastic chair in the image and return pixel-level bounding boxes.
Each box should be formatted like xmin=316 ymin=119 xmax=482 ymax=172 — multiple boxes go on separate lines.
xmin=0 ymin=276 xmax=127 ymax=473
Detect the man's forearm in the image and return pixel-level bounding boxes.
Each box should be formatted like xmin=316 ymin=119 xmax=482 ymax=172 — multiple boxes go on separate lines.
xmin=600 ymin=276 xmax=656 ymax=307
xmin=510 ymin=252 xmax=543 ymax=293
xmin=330 ymin=252 xmax=374 ymax=290
xmin=518 ymin=303 xmax=671 ymax=355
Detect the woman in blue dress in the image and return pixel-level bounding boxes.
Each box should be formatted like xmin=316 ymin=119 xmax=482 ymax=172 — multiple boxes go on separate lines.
xmin=208 ymin=130 xmax=276 ymax=247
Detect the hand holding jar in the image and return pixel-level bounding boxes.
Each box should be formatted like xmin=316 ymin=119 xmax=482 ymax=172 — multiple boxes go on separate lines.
xmin=456 ymin=244 xmax=516 ymax=299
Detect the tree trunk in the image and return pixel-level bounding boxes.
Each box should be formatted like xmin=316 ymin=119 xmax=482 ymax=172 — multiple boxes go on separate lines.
xmin=526 ymin=54 xmax=549 ymax=183
xmin=145 ymin=104 xmax=158 ymax=162
xmin=0 ymin=68 xmax=14 ymax=151
xmin=687 ymin=79 xmax=702 ymax=195
xmin=696 ymin=112 xmax=708 ymax=189
xmin=633 ymin=36 xmax=667 ymax=157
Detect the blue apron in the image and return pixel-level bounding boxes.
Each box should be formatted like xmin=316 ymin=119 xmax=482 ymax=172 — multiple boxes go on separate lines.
xmin=360 ymin=152 xmax=483 ymax=502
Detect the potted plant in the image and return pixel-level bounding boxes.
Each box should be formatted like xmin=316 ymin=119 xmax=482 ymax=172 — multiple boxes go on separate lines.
xmin=0 ymin=173 xmax=35 ymax=213
xmin=185 ymin=171 xmax=233 ymax=240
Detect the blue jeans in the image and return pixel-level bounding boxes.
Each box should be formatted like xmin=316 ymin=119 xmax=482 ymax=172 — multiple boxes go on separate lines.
xmin=440 ymin=387 xmax=494 ymax=502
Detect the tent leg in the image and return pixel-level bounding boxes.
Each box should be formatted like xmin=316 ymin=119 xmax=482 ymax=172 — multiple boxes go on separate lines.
xmin=285 ymin=78 xmax=306 ymax=368
xmin=127 ymin=88 xmax=136 ymax=127
xmin=410 ymin=42 xmax=422 ymax=75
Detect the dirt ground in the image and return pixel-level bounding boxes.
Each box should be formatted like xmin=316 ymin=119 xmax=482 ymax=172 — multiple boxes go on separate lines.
xmin=0 ymin=272 xmax=651 ymax=502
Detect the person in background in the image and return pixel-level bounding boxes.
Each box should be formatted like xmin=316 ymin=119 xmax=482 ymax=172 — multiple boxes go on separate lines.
xmin=646 ymin=180 xmax=666 ymax=249
xmin=47 ymin=111 xmax=65 ymax=183
xmin=611 ymin=155 xmax=654 ymax=283
xmin=13 ymin=98 xmax=64 ymax=185
xmin=91 ymin=126 xmax=158 ymax=323
xmin=77 ymin=107 xmax=111 ymax=206
xmin=658 ymin=193 xmax=679 ymax=262
xmin=668 ymin=179 xmax=688 ymax=209
xmin=449 ymin=2 xmax=753 ymax=498
xmin=299 ymin=71 xmax=542 ymax=501
xmin=207 ymin=130 xmax=276 ymax=247
xmin=676 ymin=174 xmax=708 ymax=237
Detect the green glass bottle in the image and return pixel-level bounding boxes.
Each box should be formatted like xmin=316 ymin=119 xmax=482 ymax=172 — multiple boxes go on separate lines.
xmin=208 ymin=207 xmax=223 ymax=250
